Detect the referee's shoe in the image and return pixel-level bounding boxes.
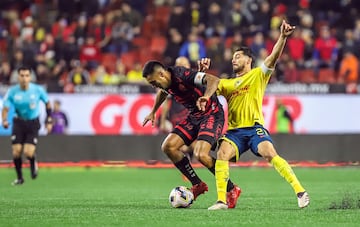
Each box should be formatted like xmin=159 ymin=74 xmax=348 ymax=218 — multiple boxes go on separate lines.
xmin=12 ymin=178 xmax=24 ymax=186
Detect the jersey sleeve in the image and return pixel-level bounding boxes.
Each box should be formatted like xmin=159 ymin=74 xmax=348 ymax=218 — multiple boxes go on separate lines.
xmin=2 ymin=88 xmax=14 ymax=108
xmin=174 ymin=66 xmax=205 ymax=87
xmin=260 ymin=62 xmax=274 ymax=77
xmin=38 ymin=85 xmax=49 ymax=103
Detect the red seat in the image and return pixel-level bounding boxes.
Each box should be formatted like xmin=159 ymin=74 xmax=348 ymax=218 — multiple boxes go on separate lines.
xmin=101 ymin=53 xmax=118 ymax=73
xmin=299 ymin=69 xmax=316 ymax=83
xmin=317 ymin=68 xmax=336 ymax=83
xmin=120 ymin=51 xmax=139 ymax=72
xmin=153 ymin=6 xmax=171 ymax=34
xmin=225 ymin=37 xmax=234 ymax=49
xmin=131 ymin=37 xmax=149 ymax=49
xmin=150 ymin=35 xmax=167 ymax=55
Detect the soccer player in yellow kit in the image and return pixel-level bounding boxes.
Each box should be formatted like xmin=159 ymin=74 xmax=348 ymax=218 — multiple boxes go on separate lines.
xmin=202 ymin=20 xmax=310 ymax=210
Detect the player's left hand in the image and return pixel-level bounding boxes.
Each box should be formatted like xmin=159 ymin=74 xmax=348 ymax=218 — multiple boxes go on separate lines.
xmin=197 ymin=58 xmax=211 ymax=72
xmin=280 ymin=20 xmax=295 ymax=37
xmin=196 ymin=96 xmax=209 ymax=111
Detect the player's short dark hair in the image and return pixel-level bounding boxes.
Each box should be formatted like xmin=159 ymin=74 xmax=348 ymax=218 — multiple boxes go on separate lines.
xmin=142 ymin=60 xmax=165 ymax=78
xmin=17 ymin=65 xmax=32 ymax=73
xmin=235 ymin=47 xmax=255 ymax=68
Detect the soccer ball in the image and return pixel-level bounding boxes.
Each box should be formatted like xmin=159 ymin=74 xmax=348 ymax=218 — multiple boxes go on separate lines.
xmin=169 ymin=186 xmax=194 ymax=208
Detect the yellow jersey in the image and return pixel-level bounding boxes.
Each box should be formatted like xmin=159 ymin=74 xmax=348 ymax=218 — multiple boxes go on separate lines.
xmin=217 ymin=63 xmax=273 ymax=130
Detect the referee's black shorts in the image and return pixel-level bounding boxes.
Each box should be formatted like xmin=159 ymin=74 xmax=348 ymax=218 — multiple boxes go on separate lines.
xmin=11 ymin=117 xmax=41 ymax=145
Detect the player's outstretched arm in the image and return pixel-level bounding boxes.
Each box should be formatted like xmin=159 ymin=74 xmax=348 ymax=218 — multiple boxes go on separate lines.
xmin=143 ymin=90 xmax=168 ymax=127
xmin=264 ymin=20 xmax=295 ymax=69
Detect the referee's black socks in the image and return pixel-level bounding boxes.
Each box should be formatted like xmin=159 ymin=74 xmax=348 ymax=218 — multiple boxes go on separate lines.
xmin=27 ymin=156 xmax=37 ymax=178
xmin=13 ymin=157 xmax=23 ymax=180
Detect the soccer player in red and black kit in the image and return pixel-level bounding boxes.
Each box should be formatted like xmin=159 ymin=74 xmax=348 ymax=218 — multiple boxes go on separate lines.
xmin=142 ymin=60 xmax=241 ymax=206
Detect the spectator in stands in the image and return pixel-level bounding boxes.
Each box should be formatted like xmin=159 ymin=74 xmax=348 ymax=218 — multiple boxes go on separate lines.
xmin=204 ymin=2 xmax=223 ymax=38
xmin=341 ymin=29 xmax=360 ymax=58
xmin=224 ymin=0 xmax=251 ymax=36
xmin=229 ymin=31 xmax=246 ymax=53
xmin=301 ymin=29 xmax=315 ymax=69
xmin=338 ymin=50 xmax=359 ymax=84
xmin=179 ymin=30 xmax=206 ymax=67
xmin=283 ymin=60 xmax=300 ymax=83
xmin=219 ymin=48 xmax=234 ymax=78
xmin=73 ymin=15 xmax=88 ymax=46
xmin=0 ymin=61 xmax=12 ymax=84
xmin=126 ymin=62 xmax=145 ymax=83
xmin=51 ymin=100 xmax=69 ymax=135
xmin=94 ymin=64 xmax=122 ymax=85
xmin=20 ymin=35 xmax=37 ymax=69
xmin=59 ymin=35 xmax=80 ymax=67
xmin=79 ymin=36 xmax=101 ymax=70
xmin=312 ymin=25 xmax=339 ymax=71
xmin=67 ymin=60 xmax=91 ymax=85
xmin=108 ymin=16 xmax=134 ymax=56
xmin=163 ymin=28 xmax=184 ymax=66
xmin=168 ymin=3 xmax=191 ymax=37
xmin=114 ymin=61 xmax=127 ymax=83
xmin=120 ymin=1 xmax=143 ymax=36
xmin=251 ymin=0 xmax=271 ymax=35
xmin=287 ymin=28 xmax=306 ymax=68
xmin=205 ymin=32 xmax=224 ymax=71
xmin=87 ymin=13 xmax=111 ymax=50
xmin=250 ymin=32 xmax=266 ymax=58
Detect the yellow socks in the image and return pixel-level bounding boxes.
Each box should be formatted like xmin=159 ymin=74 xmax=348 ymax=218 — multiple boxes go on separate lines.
xmin=271 ymin=155 xmax=305 ymax=194
xmin=215 ymin=160 xmax=229 ymax=203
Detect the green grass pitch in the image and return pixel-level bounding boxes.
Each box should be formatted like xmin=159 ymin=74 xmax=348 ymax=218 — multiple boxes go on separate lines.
xmin=0 ymin=166 xmax=359 ymax=227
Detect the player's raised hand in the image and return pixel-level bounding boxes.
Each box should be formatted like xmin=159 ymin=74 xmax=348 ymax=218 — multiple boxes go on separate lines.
xmin=143 ymin=113 xmax=156 ymax=127
xmin=280 ymin=20 xmax=295 ymax=37
xmin=196 ymin=96 xmax=209 ymax=111
xmin=197 ymin=58 xmax=211 ymax=72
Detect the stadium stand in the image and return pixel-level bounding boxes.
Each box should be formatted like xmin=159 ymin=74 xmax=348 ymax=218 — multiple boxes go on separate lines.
xmin=0 ymin=0 xmax=358 ymax=92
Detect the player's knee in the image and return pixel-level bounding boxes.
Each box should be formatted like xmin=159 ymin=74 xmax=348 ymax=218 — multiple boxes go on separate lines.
xmin=217 ymin=148 xmax=233 ymax=161
xmin=161 ymin=140 xmax=177 ymax=155
xmin=258 ymin=141 xmax=277 ymax=162
xmin=12 ymin=149 xmax=22 ymax=158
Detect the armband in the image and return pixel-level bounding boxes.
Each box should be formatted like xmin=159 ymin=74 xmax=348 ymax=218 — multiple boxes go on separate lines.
xmin=194 ymin=72 xmax=206 ymax=85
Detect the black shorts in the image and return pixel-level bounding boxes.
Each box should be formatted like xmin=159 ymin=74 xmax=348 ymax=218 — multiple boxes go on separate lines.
xmin=172 ymin=109 xmax=224 ymax=147
xmin=11 ymin=118 xmax=41 ymax=145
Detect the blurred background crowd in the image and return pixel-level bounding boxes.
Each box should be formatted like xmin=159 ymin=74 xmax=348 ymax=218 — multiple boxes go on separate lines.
xmin=0 ymin=0 xmax=359 ymax=92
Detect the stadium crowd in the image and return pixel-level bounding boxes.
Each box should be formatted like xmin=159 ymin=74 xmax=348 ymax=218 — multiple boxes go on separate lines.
xmin=0 ymin=0 xmax=359 ymax=92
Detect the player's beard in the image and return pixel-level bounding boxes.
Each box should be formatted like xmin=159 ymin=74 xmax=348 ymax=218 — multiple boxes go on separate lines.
xmin=233 ymin=63 xmax=245 ymax=74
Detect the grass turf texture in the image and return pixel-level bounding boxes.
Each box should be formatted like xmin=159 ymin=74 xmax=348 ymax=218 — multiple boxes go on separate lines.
xmin=0 ymin=167 xmax=359 ymax=227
